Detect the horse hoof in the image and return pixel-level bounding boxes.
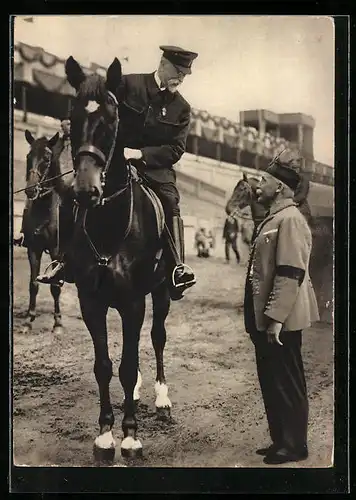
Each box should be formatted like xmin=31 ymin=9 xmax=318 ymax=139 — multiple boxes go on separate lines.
xmin=93 ymin=445 xmax=116 ymax=464
xmin=52 ymin=325 xmax=64 ymax=335
xmin=93 ymin=431 xmax=116 ymax=464
xmin=156 ymin=406 xmax=171 ymax=421
xmin=121 ymin=437 xmax=143 ymax=459
xmin=22 ymin=324 xmax=32 ymax=334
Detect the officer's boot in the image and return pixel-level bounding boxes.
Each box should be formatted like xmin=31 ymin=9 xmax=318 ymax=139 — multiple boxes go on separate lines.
xmin=165 ymin=216 xmax=196 ymax=301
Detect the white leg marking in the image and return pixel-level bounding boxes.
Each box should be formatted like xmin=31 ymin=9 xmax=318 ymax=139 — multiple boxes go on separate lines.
xmin=155 ymin=381 xmax=172 ymax=408
xmin=94 ymin=430 xmax=116 ymax=449
xmin=133 ymin=370 xmax=142 ymax=401
xmin=121 ymin=436 xmax=142 ymax=450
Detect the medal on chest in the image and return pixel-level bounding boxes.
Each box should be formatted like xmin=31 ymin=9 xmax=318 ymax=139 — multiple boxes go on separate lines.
xmin=161 ymin=107 xmax=167 ymax=117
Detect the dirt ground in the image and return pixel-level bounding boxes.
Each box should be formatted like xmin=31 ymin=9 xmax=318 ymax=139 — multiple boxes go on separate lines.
xmin=11 ymin=246 xmax=334 ymax=468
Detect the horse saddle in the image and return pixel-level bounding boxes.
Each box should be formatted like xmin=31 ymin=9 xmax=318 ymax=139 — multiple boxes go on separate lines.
xmin=130 ymin=164 xmax=165 ymax=271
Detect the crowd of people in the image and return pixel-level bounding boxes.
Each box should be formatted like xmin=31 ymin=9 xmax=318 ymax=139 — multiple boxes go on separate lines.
xmin=189 ymin=108 xmax=298 ymax=160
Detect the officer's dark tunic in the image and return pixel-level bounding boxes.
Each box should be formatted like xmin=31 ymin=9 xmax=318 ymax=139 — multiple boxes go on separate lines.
xmin=117 ymin=73 xmax=191 ymax=219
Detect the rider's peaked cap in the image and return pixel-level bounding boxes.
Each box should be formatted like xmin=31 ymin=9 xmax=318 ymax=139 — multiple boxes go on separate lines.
xmin=159 ymin=45 xmax=198 ymax=74
xmin=266 ymin=149 xmax=303 ymax=191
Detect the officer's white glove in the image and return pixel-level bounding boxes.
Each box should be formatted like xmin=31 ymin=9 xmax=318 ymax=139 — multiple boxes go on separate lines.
xmin=124 ymin=148 xmax=143 ymax=161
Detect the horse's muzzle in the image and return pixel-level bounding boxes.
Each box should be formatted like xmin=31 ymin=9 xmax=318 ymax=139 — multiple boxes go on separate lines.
xmin=25 ymin=185 xmax=40 ymax=200
xmin=74 ymin=186 xmax=101 ymax=208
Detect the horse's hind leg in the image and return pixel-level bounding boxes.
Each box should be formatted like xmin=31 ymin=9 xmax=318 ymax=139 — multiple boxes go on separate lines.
xmin=50 ymin=284 xmax=64 ymax=334
xmin=79 ymin=294 xmax=115 ymax=462
xmin=49 ymin=250 xmax=64 ymax=334
xmin=151 ymin=281 xmax=172 ymax=420
xmin=118 ymin=297 xmax=145 ymax=458
xmin=23 ymin=248 xmax=41 ymax=333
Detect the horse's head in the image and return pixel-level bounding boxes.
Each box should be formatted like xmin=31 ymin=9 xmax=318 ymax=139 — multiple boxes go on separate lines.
xmin=225 ymin=172 xmax=258 ymax=216
xmin=24 ymin=130 xmax=59 ymax=200
xmin=65 ymin=56 xmax=123 ymax=208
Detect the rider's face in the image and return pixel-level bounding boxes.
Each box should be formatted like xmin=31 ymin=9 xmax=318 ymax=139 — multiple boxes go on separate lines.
xmin=159 ymin=58 xmax=187 ymax=93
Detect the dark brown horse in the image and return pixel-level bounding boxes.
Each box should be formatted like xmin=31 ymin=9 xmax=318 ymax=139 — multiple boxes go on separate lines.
xmin=225 ymin=172 xmax=312 ymax=244
xmin=225 ymin=173 xmax=267 ymax=245
xmin=53 ymin=56 xmax=174 ymax=460
xmin=16 ymin=131 xmax=67 ymax=335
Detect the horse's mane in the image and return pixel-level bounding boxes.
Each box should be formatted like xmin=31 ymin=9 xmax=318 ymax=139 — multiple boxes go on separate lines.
xmin=77 ymin=74 xmax=107 ymax=102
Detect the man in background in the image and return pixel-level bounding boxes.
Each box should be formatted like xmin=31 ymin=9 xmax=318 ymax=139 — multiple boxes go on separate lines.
xmin=222 ymin=215 xmax=240 ymax=264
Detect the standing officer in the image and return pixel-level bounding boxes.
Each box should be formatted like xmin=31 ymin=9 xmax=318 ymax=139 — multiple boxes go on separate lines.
xmin=244 ymin=149 xmax=320 ymax=465
xmin=37 ymin=45 xmax=198 ymax=301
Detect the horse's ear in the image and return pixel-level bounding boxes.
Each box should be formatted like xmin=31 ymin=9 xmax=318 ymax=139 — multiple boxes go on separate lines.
xmin=65 ymin=56 xmax=86 ymax=91
xmin=48 ymin=132 xmax=59 ymax=148
xmin=242 ymin=172 xmax=248 ymax=182
xmin=106 ymin=57 xmax=122 ymax=94
xmin=25 ymin=129 xmax=35 ymax=145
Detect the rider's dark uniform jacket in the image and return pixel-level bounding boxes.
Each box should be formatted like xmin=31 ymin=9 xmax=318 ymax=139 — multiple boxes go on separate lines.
xmin=117 ymin=72 xmax=191 ymax=185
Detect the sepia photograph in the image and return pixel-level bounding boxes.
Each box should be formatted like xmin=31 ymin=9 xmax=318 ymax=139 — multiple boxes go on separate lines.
xmin=11 ymin=15 xmax=336 ymax=472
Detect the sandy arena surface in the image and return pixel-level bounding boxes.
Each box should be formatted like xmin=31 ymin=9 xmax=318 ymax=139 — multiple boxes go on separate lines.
xmin=12 ymin=246 xmax=334 ymax=468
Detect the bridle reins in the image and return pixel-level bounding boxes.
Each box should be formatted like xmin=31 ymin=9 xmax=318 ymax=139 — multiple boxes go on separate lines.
xmin=73 ymin=90 xmax=133 ymax=267
xmin=23 ymin=147 xmax=54 ymax=201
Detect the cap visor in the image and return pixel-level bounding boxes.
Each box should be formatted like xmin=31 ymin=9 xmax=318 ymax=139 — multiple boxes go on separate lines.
xmin=176 ymin=64 xmax=191 ymax=75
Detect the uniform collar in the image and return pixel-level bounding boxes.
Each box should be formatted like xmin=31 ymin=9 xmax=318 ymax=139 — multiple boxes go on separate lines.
xmin=253 ymin=198 xmax=296 ymax=241
xmin=154 ymin=71 xmax=166 ymax=91
xmin=268 ymin=197 xmax=296 ymax=216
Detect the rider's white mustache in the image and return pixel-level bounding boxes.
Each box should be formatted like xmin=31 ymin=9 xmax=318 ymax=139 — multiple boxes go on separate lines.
xmin=167 ymin=79 xmax=182 ymax=87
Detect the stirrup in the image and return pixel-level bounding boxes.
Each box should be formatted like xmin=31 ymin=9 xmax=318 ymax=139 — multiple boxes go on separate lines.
xmin=37 ymin=260 xmax=65 ymax=286
xmin=172 ymin=263 xmax=196 ymax=289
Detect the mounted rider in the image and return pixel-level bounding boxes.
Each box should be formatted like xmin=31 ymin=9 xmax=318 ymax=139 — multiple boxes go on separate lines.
xmin=37 ymin=45 xmax=198 ymax=300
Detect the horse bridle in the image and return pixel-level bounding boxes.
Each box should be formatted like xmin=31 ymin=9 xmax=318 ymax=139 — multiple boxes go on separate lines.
xmin=73 ymin=90 xmax=134 ymax=267
xmin=26 ymin=146 xmax=54 ymax=201
xmin=73 ymin=90 xmax=130 ymax=206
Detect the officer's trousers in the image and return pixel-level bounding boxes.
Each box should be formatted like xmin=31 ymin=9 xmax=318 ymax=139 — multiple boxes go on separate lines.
xmin=150 ymin=180 xmax=180 ymax=219
xmin=245 ymin=282 xmax=309 ymax=453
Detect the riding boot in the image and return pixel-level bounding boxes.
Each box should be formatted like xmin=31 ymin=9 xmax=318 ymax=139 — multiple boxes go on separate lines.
xmin=164 ymin=216 xmax=196 ymax=301
xmin=36 ymin=201 xmax=74 ymax=286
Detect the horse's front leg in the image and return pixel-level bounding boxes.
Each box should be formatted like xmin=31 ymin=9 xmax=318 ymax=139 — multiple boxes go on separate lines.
xmin=49 ymin=250 xmax=64 ymax=334
xmin=118 ymin=297 xmax=145 ymax=458
xmin=79 ymin=294 xmax=115 ymax=462
xmin=151 ymin=281 xmax=172 ymax=420
xmin=50 ymin=283 xmax=64 ymax=334
xmin=23 ymin=248 xmax=42 ymax=333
